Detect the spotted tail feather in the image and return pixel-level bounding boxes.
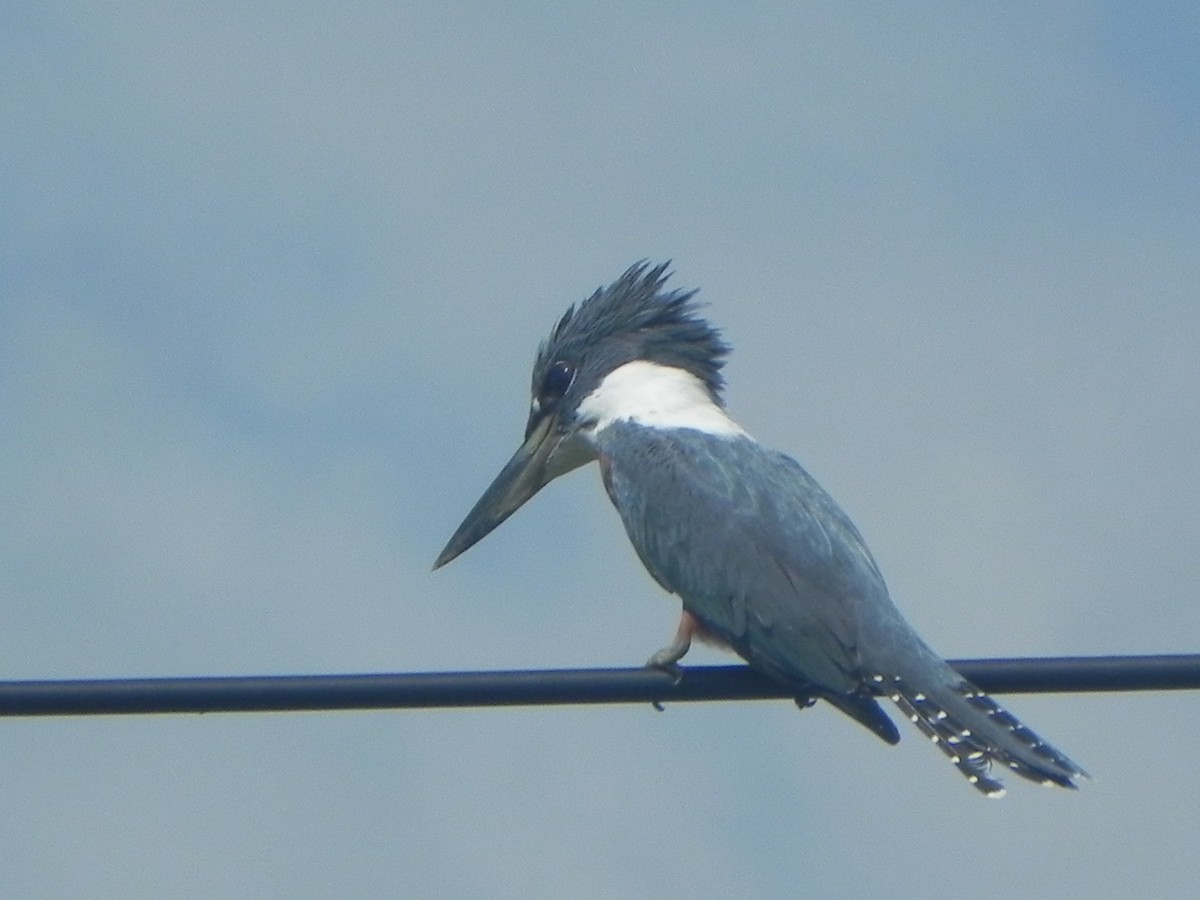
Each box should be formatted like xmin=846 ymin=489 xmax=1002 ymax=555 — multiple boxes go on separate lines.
xmin=874 ymin=672 xmax=1086 ymax=797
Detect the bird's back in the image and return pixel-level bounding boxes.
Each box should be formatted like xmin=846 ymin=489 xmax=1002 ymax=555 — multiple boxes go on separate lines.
xmin=594 ymin=422 xmax=1085 ymax=794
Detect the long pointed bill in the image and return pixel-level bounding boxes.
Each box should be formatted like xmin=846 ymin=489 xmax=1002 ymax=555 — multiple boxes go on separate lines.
xmin=432 ymin=415 xmax=564 ymax=569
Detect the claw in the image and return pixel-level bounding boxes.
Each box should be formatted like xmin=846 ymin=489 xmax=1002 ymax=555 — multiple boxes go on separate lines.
xmin=646 ymin=609 xmax=698 ymax=666
xmin=645 ymin=657 xmax=684 ymax=683
xmin=645 ymin=609 xmax=703 ymax=710
xmin=646 ymin=661 xmax=682 ymax=710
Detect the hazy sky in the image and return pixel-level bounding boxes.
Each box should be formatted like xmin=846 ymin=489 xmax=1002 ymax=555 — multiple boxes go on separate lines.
xmin=3 ymin=4 xmax=1198 ymax=898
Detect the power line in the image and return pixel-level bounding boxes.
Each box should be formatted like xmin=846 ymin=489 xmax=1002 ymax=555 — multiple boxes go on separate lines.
xmin=1 ymin=654 xmax=1198 ymax=718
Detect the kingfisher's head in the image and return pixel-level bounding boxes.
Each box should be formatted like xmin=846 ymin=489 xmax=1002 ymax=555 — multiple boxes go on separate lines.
xmin=434 ymin=261 xmax=732 ymax=569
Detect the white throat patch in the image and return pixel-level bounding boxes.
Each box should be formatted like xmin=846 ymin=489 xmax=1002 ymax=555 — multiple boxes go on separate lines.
xmin=576 ymin=360 xmax=747 ymax=437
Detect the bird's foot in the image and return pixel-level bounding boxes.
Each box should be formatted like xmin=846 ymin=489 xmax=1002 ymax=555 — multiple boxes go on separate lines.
xmin=645 ymin=609 xmax=701 ymax=710
xmin=645 ymin=652 xmax=684 ymax=711
xmin=644 ymin=651 xmax=686 ymax=683
xmin=645 ymin=610 xmax=698 ymax=677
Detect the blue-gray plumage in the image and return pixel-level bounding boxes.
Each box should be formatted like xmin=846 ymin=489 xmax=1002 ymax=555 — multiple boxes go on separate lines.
xmin=434 ymin=261 xmax=1086 ymax=796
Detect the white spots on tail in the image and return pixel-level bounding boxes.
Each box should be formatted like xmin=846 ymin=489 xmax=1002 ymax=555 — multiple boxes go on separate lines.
xmin=873 ymin=671 xmax=1084 ymax=795
xmin=874 ymin=671 xmax=1008 ymax=797
xmin=577 ymin=361 xmax=747 ymax=437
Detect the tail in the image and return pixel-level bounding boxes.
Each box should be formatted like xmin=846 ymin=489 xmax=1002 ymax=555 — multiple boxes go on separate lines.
xmin=873 ymin=668 xmax=1087 ymax=798
xmin=820 ymin=690 xmax=901 ymax=746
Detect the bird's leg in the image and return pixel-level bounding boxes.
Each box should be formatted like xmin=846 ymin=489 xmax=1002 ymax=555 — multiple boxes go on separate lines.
xmin=645 ymin=609 xmax=700 ymax=682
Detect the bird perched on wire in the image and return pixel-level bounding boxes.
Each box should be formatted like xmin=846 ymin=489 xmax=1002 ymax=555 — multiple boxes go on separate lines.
xmin=434 ymin=261 xmax=1085 ymax=796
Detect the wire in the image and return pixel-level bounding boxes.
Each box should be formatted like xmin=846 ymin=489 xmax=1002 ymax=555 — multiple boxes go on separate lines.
xmin=1 ymin=654 xmax=1198 ymax=718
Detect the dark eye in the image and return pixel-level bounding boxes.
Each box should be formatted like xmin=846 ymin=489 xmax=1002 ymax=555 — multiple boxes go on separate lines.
xmin=538 ymin=360 xmax=575 ymax=407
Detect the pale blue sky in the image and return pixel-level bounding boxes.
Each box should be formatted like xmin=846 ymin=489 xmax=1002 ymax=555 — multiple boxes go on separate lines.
xmin=3 ymin=4 xmax=1199 ymax=898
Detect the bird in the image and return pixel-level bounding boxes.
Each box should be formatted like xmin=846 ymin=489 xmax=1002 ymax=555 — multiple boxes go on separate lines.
xmin=433 ymin=261 xmax=1086 ymax=796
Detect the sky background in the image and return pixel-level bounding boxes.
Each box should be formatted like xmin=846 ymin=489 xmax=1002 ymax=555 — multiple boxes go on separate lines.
xmin=3 ymin=4 xmax=1199 ymax=898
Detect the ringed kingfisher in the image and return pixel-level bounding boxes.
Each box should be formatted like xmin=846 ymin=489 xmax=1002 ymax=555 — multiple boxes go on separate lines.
xmin=434 ymin=261 xmax=1085 ymax=796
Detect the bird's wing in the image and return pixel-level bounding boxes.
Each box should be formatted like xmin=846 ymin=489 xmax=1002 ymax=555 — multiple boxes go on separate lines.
xmin=598 ymin=427 xmax=890 ymax=696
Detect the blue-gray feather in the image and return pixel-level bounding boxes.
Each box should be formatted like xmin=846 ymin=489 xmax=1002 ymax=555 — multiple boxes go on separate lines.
xmin=596 ymin=425 xmax=902 ymax=742
xmin=594 ymin=423 xmax=1085 ymax=791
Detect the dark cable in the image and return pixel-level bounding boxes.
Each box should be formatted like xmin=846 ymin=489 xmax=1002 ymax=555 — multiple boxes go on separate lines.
xmin=1 ymin=655 xmax=1197 ymax=718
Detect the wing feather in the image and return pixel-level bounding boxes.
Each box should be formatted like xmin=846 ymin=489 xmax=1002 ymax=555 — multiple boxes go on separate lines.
xmin=598 ymin=426 xmax=888 ymax=696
